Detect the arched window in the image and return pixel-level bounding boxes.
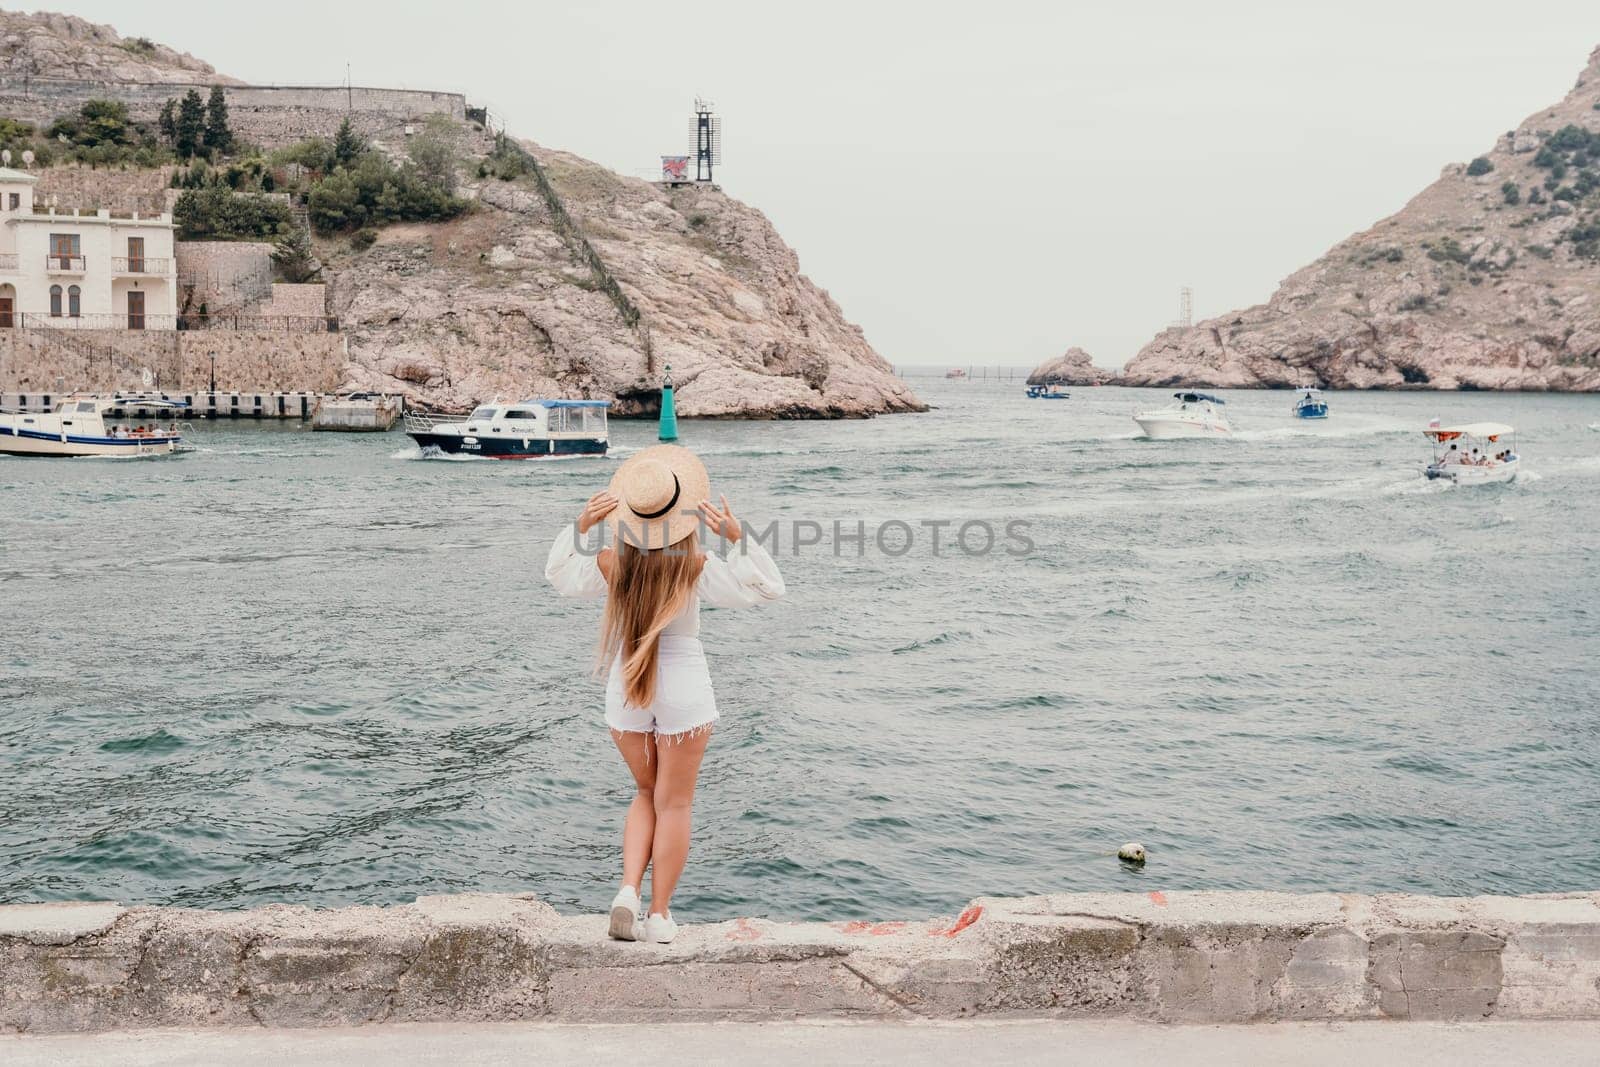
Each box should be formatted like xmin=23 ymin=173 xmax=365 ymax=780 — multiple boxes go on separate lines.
xmin=67 ymin=285 xmax=80 ymax=318
xmin=49 ymin=284 xmax=61 ymax=318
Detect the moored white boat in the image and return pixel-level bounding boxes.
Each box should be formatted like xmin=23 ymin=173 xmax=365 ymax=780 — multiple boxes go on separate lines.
xmin=1423 ymin=421 xmax=1519 ymax=485
xmin=0 ymin=395 xmax=186 ymax=457
xmin=403 ymin=399 xmax=609 ymax=459
xmin=1133 ymin=391 xmax=1232 ymax=438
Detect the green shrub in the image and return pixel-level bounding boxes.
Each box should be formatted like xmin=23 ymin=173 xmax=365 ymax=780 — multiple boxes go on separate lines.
xmin=1553 ymin=186 xmax=1579 ymax=202
xmin=269 ymin=137 xmax=337 ymax=176
xmin=1528 ymin=187 xmax=1545 ymax=204
xmin=272 ymin=229 xmax=319 ymax=282
xmin=406 ymin=123 xmax=457 ymax=195
xmin=173 ymin=185 xmax=292 ymax=239
xmin=1466 ymin=156 xmax=1493 ymax=176
xmin=1424 ymin=236 xmax=1471 ymax=264
xmin=307 ymin=151 xmax=466 ymax=233
xmin=1398 ymin=294 xmax=1431 ymax=312
xmin=1526 ymin=243 xmax=1554 ymax=259
xmin=350 ymin=227 xmax=378 ymax=251
xmin=1501 ymin=180 xmax=1521 ymax=205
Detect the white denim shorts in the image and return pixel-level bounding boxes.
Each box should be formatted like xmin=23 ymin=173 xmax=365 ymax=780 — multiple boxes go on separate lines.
xmin=605 ymin=635 xmax=719 ymax=738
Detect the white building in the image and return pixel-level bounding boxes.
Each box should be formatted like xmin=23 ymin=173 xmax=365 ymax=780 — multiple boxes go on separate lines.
xmin=0 ymin=167 xmax=178 ymax=330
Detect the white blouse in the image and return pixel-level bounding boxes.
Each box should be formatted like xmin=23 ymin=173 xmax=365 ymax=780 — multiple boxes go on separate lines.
xmin=544 ymin=524 xmax=786 ymax=636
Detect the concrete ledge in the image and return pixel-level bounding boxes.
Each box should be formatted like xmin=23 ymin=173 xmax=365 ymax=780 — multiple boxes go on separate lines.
xmin=1 ymin=891 xmax=1597 ymax=1032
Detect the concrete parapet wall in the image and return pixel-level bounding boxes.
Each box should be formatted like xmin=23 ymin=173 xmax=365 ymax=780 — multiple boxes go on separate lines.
xmin=1 ymin=891 xmax=1596 ymax=1033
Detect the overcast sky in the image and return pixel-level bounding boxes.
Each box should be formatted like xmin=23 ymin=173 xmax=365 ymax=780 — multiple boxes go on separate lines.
xmin=46 ymin=1 xmax=1600 ymax=367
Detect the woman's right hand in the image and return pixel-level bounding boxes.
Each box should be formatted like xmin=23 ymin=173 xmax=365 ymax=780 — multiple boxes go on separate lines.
xmin=577 ymin=489 xmax=618 ymax=534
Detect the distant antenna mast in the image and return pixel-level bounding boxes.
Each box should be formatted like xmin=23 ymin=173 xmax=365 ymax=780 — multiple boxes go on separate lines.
xmin=689 ymin=97 xmax=722 ymax=184
xmin=346 ymin=63 xmax=352 ymax=110
xmin=1175 ymin=286 xmax=1193 ymax=328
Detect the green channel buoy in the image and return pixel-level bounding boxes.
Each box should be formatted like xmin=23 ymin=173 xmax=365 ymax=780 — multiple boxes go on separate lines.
xmin=658 ymin=364 xmax=678 ymax=442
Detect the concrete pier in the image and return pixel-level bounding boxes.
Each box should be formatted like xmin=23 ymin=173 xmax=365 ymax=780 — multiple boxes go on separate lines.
xmin=1 ymin=891 xmax=1597 ymax=1033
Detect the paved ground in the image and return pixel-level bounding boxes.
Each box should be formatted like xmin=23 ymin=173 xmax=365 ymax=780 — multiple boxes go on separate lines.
xmin=3 ymin=1020 xmax=1597 ymax=1065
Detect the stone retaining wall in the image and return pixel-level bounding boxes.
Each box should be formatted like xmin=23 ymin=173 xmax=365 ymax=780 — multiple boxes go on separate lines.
xmin=0 ymin=79 xmax=467 ymax=149
xmin=1 ymin=891 xmax=1596 ymax=1033
xmin=0 ymin=327 xmax=346 ymax=393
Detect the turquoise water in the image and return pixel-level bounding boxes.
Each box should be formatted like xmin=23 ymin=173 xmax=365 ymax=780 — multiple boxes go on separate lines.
xmin=2 ymin=384 xmax=1598 ymax=919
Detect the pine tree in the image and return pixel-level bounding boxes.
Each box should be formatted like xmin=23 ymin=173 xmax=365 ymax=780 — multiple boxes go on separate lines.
xmin=174 ymin=89 xmax=205 ymax=158
xmin=333 ymin=117 xmax=365 ymax=166
xmin=202 ymin=86 xmax=232 ymax=154
xmin=158 ymin=99 xmax=176 ymax=144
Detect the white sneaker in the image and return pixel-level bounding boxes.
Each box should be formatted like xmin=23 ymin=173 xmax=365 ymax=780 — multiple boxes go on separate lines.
xmin=645 ymin=911 xmax=678 ymax=944
xmin=608 ymin=885 xmax=641 ymax=941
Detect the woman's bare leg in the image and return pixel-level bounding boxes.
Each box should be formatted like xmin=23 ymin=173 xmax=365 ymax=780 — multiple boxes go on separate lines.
xmin=610 ymin=729 xmax=658 ymax=891
xmin=648 ymin=726 xmax=713 ymax=915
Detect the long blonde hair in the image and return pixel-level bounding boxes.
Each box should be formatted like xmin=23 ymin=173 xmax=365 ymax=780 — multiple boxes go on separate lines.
xmin=598 ymin=532 xmax=702 ymax=708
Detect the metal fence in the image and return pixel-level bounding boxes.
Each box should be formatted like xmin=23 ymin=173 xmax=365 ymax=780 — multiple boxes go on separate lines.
xmin=0 ymin=312 xmax=339 ymax=332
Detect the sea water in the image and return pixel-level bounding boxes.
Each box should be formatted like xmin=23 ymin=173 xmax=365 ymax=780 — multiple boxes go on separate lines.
xmin=2 ymin=383 xmax=1597 ymax=919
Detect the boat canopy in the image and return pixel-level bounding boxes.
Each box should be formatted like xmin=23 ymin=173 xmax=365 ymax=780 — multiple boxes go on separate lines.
xmin=1424 ymin=421 xmax=1514 ymax=441
xmin=537 ymin=399 xmax=611 ymax=408
xmin=1174 ymin=391 xmax=1225 ymax=404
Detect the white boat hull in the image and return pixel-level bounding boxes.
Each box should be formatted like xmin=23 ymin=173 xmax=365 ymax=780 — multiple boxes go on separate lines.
xmin=0 ymin=428 xmax=180 ymax=457
xmin=1134 ymin=414 xmax=1232 ymax=438
xmin=1426 ymin=458 xmax=1518 ymax=485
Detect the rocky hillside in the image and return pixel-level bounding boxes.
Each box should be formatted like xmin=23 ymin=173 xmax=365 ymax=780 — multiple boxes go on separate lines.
xmin=333 ymin=143 xmax=923 ymax=418
xmin=1123 ymin=46 xmax=1600 ymax=391
xmin=1025 ymin=346 xmax=1117 ymax=385
xmin=0 ymin=11 xmax=232 ymax=83
xmin=2 ymin=12 xmax=919 ymax=418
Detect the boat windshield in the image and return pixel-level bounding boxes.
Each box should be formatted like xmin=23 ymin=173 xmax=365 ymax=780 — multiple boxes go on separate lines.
xmin=548 ymin=405 xmax=607 ymax=433
xmin=468 ymin=406 xmax=498 ymax=422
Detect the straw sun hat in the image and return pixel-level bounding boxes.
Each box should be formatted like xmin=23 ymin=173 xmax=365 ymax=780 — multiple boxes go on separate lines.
xmin=606 ymin=444 xmax=711 ymax=550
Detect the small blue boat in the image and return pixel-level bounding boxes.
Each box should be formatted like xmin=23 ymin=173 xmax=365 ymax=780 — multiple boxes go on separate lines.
xmin=1026 ymin=384 xmax=1070 ymax=399
xmin=1292 ymin=388 xmax=1328 ymax=419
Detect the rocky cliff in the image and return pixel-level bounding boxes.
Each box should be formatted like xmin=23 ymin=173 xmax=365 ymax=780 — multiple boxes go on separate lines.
xmin=1123 ymin=46 xmax=1600 ymax=391
xmin=1025 ymin=346 xmax=1117 ymax=385
xmin=0 ymin=11 xmax=232 ymax=83
xmin=329 ymin=143 xmax=923 ymax=417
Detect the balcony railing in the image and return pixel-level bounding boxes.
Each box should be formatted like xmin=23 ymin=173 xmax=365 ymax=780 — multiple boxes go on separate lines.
xmin=111 ymin=256 xmax=173 ymax=275
xmin=0 ymin=253 xmax=16 ymax=271
xmin=0 ymin=311 xmax=340 ymax=333
xmin=45 ymin=255 xmax=86 ymax=273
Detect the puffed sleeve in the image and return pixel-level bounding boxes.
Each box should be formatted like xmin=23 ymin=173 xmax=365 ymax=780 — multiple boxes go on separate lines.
xmin=545 ymin=524 xmax=608 ymax=599
xmin=697 ymin=537 xmax=786 ymax=608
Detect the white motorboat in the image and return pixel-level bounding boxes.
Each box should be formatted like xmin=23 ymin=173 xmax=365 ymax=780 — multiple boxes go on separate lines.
xmin=1423 ymin=421 xmax=1519 ymax=485
xmin=403 ymin=399 xmax=609 ymax=459
xmin=0 ymin=395 xmax=186 ymax=457
xmin=1133 ymin=391 xmax=1232 ymax=438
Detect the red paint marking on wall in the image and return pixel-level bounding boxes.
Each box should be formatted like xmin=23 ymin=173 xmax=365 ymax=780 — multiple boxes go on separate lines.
xmin=725 ymin=917 xmax=764 ymax=941
xmin=1148 ymin=891 xmax=1168 ymax=907
xmin=931 ymin=904 xmax=984 ymax=938
xmin=870 ymin=921 xmax=907 ymax=936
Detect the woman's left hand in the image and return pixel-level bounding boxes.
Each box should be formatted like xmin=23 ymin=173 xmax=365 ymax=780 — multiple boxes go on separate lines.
xmin=698 ymin=494 xmax=741 ymax=543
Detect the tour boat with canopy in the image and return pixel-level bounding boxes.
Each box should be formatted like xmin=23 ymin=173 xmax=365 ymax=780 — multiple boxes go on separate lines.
xmin=1423 ymin=421 xmax=1519 ymax=485
xmin=403 ymin=399 xmax=610 ymax=459
xmin=0 ymin=395 xmax=187 ymax=457
xmin=1292 ymin=388 xmax=1329 ymax=419
xmin=1132 ymin=391 xmax=1232 ymax=438
xmin=1025 ymin=383 xmax=1070 ymax=399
